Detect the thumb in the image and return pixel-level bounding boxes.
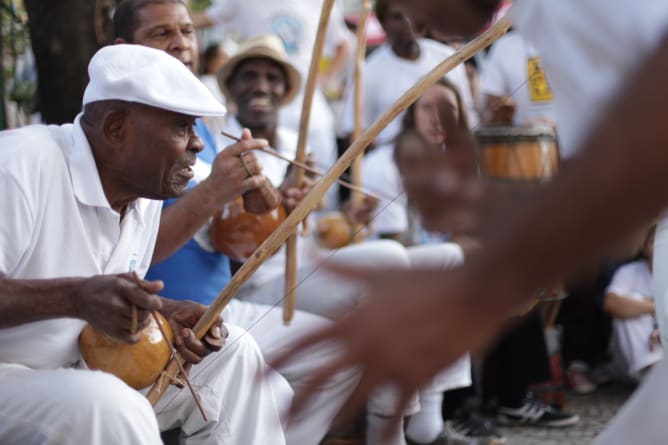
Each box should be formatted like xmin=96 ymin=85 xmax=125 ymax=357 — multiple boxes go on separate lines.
xmin=241 ymin=128 xmax=252 ymax=140
xmin=139 ymin=278 xmax=164 ymax=294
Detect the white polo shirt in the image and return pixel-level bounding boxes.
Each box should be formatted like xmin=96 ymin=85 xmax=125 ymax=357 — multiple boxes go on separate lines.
xmin=0 ymin=116 xmax=162 ymax=369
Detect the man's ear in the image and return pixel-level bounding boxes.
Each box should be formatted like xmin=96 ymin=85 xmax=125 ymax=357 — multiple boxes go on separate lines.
xmin=113 ymin=37 xmax=129 ymax=44
xmin=102 ymin=108 xmax=129 ymax=148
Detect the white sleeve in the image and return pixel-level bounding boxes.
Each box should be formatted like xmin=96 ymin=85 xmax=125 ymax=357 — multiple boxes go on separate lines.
xmin=606 ymin=264 xmax=641 ymax=300
xmin=0 ymin=175 xmax=34 ymax=276
xmin=480 ymin=42 xmax=509 ymax=97
xmin=362 ymin=149 xmax=408 ymax=234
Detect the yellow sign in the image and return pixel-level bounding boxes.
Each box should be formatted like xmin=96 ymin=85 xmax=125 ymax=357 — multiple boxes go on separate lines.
xmin=527 ymin=56 xmax=554 ymax=102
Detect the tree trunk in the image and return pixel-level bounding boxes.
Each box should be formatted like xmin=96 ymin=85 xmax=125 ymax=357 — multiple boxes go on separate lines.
xmin=24 ymin=0 xmax=114 ymax=124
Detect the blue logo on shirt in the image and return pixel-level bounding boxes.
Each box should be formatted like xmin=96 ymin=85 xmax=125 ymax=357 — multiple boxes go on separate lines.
xmin=271 ymin=15 xmax=303 ymax=55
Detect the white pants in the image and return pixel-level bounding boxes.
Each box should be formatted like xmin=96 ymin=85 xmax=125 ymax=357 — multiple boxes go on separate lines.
xmin=236 ymin=239 xmax=471 ymax=416
xmin=224 ymin=299 xmax=361 ymax=445
xmin=610 ymin=317 xmax=663 ymax=379
xmin=0 ymin=324 xmax=288 ymax=445
xmin=236 ymin=239 xmax=412 ymax=319
xmin=653 ymin=216 xmax=668 ymax=344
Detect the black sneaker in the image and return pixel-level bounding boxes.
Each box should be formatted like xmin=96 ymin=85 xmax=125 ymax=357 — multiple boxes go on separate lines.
xmin=496 ymin=399 xmax=579 ymax=427
xmin=448 ymin=415 xmax=507 ymax=445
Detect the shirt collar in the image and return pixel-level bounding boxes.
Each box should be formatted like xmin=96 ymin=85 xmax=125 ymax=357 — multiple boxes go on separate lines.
xmin=68 ymin=113 xmax=145 ymax=225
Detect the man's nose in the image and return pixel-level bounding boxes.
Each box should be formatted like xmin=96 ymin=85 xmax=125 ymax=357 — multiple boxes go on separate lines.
xmin=190 ymin=131 xmax=204 ymax=154
xmin=169 ymin=31 xmax=189 ymax=50
xmin=254 ymin=75 xmax=271 ymax=93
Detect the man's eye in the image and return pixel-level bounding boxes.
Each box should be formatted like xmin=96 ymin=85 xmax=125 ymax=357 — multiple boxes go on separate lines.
xmin=176 ymin=122 xmax=191 ymax=135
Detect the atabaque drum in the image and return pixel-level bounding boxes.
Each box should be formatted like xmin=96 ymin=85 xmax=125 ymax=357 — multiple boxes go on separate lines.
xmin=474 ymin=125 xmax=559 ymax=182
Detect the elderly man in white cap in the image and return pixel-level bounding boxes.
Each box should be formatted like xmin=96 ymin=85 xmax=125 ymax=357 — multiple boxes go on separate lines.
xmin=112 ymin=2 xmax=365 ymax=445
xmin=0 ymin=43 xmax=289 ymax=445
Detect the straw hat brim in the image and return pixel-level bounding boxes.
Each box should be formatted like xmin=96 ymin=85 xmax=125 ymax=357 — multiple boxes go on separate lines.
xmin=217 ymin=47 xmax=302 ymax=107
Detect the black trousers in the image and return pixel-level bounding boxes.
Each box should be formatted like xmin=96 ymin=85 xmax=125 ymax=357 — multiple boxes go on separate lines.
xmin=484 ymin=309 xmax=553 ymax=407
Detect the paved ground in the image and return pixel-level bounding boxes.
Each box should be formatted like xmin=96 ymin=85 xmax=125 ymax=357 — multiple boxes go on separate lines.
xmin=320 ymin=381 xmax=637 ymax=445
xmin=497 ymin=382 xmax=636 ymax=445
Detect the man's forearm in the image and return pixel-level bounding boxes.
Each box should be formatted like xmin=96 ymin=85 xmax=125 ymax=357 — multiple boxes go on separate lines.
xmin=0 ymin=277 xmax=83 ymax=328
xmin=604 ymin=293 xmax=655 ymax=319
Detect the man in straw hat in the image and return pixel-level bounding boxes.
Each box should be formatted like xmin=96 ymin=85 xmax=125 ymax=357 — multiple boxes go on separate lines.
xmin=0 ymin=43 xmax=290 ymax=444
xmin=271 ymin=0 xmax=668 ymax=443
xmin=112 ymin=2 xmax=362 ymax=444
xmin=192 ymin=0 xmax=351 ymax=211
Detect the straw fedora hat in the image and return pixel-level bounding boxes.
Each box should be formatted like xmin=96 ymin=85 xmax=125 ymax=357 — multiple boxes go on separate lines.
xmin=217 ymin=34 xmax=302 ymax=106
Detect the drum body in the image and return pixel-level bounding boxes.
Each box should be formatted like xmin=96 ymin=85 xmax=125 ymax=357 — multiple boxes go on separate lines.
xmin=315 ymin=211 xmax=367 ymax=250
xmin=475 ymin=125 xmax=559 ymax=182
xmin=79 ymin=312 xmax=173 ymax=390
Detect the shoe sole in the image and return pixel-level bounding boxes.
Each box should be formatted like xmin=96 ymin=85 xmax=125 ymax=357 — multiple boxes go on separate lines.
xmin=496 ymin=414 xmax=580 ymax=428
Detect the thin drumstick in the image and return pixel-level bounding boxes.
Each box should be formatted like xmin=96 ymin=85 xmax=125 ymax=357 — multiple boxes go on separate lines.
xmin=149 ymin=311 xmax=208 ymax=422
xmin=145 ymin=13 xmax=513 ymax=406
xmin=221 ymin=130 xmax=381 ymax=200
xmin=349 ymin=0 xmax=372 ymax=237
xmin=130 ymin=305 xmax=137 ymax=335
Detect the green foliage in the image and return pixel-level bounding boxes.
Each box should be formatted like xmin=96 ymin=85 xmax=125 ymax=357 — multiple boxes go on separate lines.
xmin=1 ymin=0 xmax=36 ymax=115
xmin=189 ymin=0 xmax=212 ymax=13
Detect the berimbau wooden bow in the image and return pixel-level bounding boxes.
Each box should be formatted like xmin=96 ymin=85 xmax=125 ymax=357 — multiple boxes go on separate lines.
xmin=349 ymin=0 xmax=372 ymax=226
xmin=284 ymin=0 xmax=337 ymax=325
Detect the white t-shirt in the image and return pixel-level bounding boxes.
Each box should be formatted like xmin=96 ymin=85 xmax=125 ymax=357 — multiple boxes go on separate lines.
xmin=362 ymin=144 xmax=407 ymax=235
xmin=481 ymin=31 xmax=557 ymax=126
xmin=0 ymin=117 xmax=162 ymax=369
xmin=340 ymin=38 xmax=476 ymax=146
xmin=511 ymin=0 xmax=668 ymax=159
xmin=606 ymin=260 xmax=663 ymax=375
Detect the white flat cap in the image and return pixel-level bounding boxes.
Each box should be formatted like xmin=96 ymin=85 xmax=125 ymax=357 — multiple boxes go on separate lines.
xmin=83 ymin=44 xmax=226 ymax=117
